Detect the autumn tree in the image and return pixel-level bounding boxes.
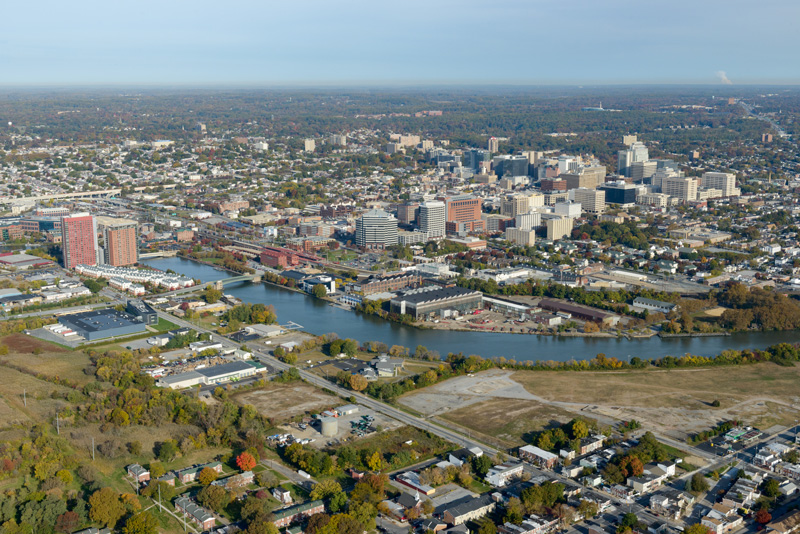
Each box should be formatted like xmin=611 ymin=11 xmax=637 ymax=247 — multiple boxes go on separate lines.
xmin=755 ymin=509 xmax=772 ymax=525
xmin=198 ymin=467 xmax=219 ymax=486
xmin=198 ymin=485 xmax=230 ymax=513
xmin=348 ymin=373 xmax=368 ymax=392
xmin=237 ymin=451 xmax=257 ymax=471
xmin=89 ymin=487 xmax=125 ymax=528
xmin=123 ymin=511 xmax=159 ymax=534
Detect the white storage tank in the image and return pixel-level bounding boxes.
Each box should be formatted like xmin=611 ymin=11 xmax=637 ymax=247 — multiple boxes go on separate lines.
xmin=320 ymin=416 xmax=338 ymax=437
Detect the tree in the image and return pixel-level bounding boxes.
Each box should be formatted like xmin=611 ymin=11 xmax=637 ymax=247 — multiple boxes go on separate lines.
xmin=617 ymin=513 xmax=639 ymax=534
xmin=578 ymin=500 xmax=599 ymax=519
xmin=237 ymin=451 xmax=257 ymax=471
xmin=472 ymin=455 xmax=493 ymax=477
xmin=504 ymin=497 xmax=524 ymax=524
xmin=203 ymin=284 xmax=222 ymax=304
xmin=689 ymin=473 xmax=709 ymax=494
xmin=312 ymin=284 xmax=327 ymax=298
xmin=198 ymin=467 xmax=219 ymax=486
xmin=89 ymin=487 xmax=125 ymax=528
xmin=571 ymin=419 xmax=589 ymax=439
xmin=349 ymin=374 xmax=368 ymax=392
xmin=763 ymin=478 xmax=781 ymax=498
xmin=684 ymin=524 xmax=711 ymax=534
xmin=311 ymin=479 xmax=344 ymax=500
xmin=257 ymin=471 xmax=278 ymax=488
xmin=755 ymin=509 xmax=772 ymax=525
xmin=123 ymin=511 xmax=159 ymax=534
xmin=148 ymin=461 xmax=166 ymax=479
xmin=477 ymin=518 xmax=497 ymax=534
xmin=367 ymin=451 xmax=385 ymax=472
xmin=198 ymin=485 xmax=230 ymax=513
xmin=55 ymin=511 xmax=80 ymax=533
xmin=157 ymin=440 xmax=179 ymax=462
xmin=341 ymin=338 xmax=358 ymax=357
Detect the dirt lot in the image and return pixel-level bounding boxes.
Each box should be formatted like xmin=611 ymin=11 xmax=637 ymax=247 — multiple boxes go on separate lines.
xmin=233 ymin=382 xmax=339 ymax=422
xmin=0 ymin=333 xmax=92 ymax=385
xmin=401 ymin=364 xmax=800 ymax=444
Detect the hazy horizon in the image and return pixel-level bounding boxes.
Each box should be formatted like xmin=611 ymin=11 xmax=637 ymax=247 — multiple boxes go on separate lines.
xmin=3 ymin=0 xmax=799 ymax=86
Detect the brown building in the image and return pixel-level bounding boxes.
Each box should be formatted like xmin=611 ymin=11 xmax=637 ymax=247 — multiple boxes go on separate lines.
xmin=397 ymin=202 xmax=420 ymax=225
xmin=260 ymin=247 xmax=300 ymax=269
xmin=359 ymin=272 xmax=422 ymax=295
xmin=540 ymin=178 xmax=567 ymax=192
xmin=0 ymin=224 xmax=23 ymax=241
xmin=99 ymin=218 xmax=138 ymax=267
xmin=320 ymin=205 xmax=353 ymax=218
xmin=175 ymin=229 xmax=195 ymax=242
xmin=444 ymin=195 xmax=481 ymax=223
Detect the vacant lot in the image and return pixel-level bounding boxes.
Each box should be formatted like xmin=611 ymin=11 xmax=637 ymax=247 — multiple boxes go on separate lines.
xmin=0 ymin=333 xmax=92 ymax=385
xmin=233 ymin=382 xmax=338 ymax=422
xmin=0 ymin=366 xmax=75 ymax=427
xmin=402 ymin=364 xmax=800 ymax=443
xmin=442 ymin=398 xmax=575 ymax=448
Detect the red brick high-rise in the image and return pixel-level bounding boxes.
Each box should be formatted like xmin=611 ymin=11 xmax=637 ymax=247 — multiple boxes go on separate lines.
xmin=61 ymin=213 xmax=98 ymax=269
xmin=102 ymin=219 xmax=138 ymax=266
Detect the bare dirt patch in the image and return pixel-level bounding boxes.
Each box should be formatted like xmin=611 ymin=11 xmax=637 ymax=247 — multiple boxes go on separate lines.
xmin=0 ymin=333 xmax=92 ymax=385
xmin=2 ymin=333 xmax=69 ymax=353
xmin=233 ymin=382 xmax=339 ymax=422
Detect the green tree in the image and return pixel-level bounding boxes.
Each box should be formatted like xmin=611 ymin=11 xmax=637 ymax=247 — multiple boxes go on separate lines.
xmin=197 ymin=485 xmax=230 ymax=513
xmin=89 ymin=487 xmax=125 ymax=528
xmin=123 ymin=511 xmax=159 ymax=534
xmin=688 ymin=472 xmax=709 ymax=494
xmin=157 ymin=440 xmax=179 ymax=462
xmin=203 ymin=284 xmax=223 ymax=303
xmin=571 ymin=419 xmax=589 ymax=439
xmin=313 ymin=284 xmax=327 ymax=298
xmin=684 ymin=524 xmax=711 ymax=534
xmin=310 ymin=479 xmax=343 ymax=500
xmin=763 ymin=478 xmax=781 ymax=498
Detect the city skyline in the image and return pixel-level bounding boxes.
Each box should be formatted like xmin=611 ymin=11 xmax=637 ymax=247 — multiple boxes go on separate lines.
xmin=2 ymin=0 xmax=799 ymax=86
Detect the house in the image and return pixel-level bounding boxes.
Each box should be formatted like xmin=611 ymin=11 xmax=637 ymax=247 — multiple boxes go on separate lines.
xmin=519 ymin=445 xmax=559 ymax=469
xmin=649 ymin=489 xmax=694 ymax=520
xmin=767 ymin=510 xmax=800 ymax=534
xmin=419 ymin=518 xmax=447 ymax=533
xmin=396 ymin=471 xmax=435 ymax=495
xmin=158 ymin=473 xmax=176 ymax=486
xmin=126 ymin=464 xmax=150 ymax=483
xmin=498 ymin=515 xmax=558 ymax=534
xmin=177 ymin=461 xmax=223 ymax=484
xmin=448 ymin=447 xmax=482 ymax=468
xmin=721 ymin=479 xmax=760 ymax=510
xmin=701 ymin=504 xmax=742 ymax=534
xmin=212 ymin=471 xmax=254 ymax=489
xmin=485 ymin=462 xmax=524 ymax=487
xmin=273 ymin=487 xmax=293 ymax=505
xmin=175 ymin=496 xmax=216 ymax=531
xmin=272 ymin=500 xmax=325 ymax=528
xmin=441 ymin=494 xmax=496 ymax=525
xmin=627 ymin=465 xmax=668 ymax=494
xmin=579 ymin=435 xmax=605 ymax=455
xmin=609 ymin=484 xmax=636 ymax=500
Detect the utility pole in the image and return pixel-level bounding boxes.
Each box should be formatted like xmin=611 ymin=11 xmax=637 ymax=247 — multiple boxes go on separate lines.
xmin=92 ymin=437 xmax=95 ymax=461
xmin=23 ymin=389 xmax=26 ymax=407
xmin=56 ymin=413 xmax=60 ymax=435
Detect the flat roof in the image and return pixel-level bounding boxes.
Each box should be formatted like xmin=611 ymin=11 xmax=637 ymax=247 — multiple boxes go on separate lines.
xmin=196 ymin=361 xmax=254 ymax=379
xmin=59 ymin=308 xmax=143 ymax=334
xmin=394 ymin=286 xmax=481 ymax=305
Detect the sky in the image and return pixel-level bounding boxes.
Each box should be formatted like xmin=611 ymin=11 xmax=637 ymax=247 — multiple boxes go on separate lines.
xmin=2 ymin=0 xmax=799 ymax=86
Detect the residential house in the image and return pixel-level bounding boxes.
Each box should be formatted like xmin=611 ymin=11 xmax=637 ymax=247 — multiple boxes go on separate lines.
xmin=766 ymin=510 xmax=800 ymax=534
xmin=519 ymin=445 xmax=559 ymax=469
xmin=486 ymin=462 xmax=524 ymax=487
xmin=126 ymin=464 xmax=150 ymax=484
xmin=177 ymin=461 xmax=223 ymax=484
xmin=579 ymin=435 xmax=606 ymax=455
xmin=701 ymin=504 xmax=742 ymax=534
xmin=175 ymin=497 xmax=216 ymax=531
xmin=272 ymin=500 xmax=325 ymax=528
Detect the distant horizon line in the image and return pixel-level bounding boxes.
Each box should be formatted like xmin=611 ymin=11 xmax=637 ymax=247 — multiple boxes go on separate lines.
xmin=0 ymin=81 xmax=800 ymax=91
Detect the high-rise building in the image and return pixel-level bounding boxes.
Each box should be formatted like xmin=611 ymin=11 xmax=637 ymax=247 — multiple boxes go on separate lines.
xmin=419 ymin=201 xmax=446 ymax=238
xmin=630 ymin=161 xmax=658 ymax=182
xmin=554 ymin=201 xmax=581 ymax=219
xmin=662 ymin=176 xmax=698 ymax=202
xmin=355 ymin=209 xmax=398 ymax=250
xmin=304 ymin=138 xmax=316 ymax=152
xmin=617 ymin=142 xmax=649 ymax=177
xmin=443 ymin=195 xmax=484 ymax=234
xmin=493 ymin=155 xmax=529 ymax=177
xmin=562 ymin=166 xmax=606 ymax=190
xmin=396 ymin=203 xmax=420 ymax=225
xmin=570 ymin=188 xmax=606 ymax=215
xmin=97 ymin=217 xmax=138 ymax=266
xmin=545 ymin=215 xmax=574 ymax=241
xmin=516 ymin=211 xmax=542 ymax=231
xmin=330 ymin=134 xmax=347 ymax=146
xmin=488 ymin=137 xmax=499 ymax=153
xmin=61 ymin=213 xmax=98 ymax=269
xmin=464 ymin=149 xmax=491 ymax=171
xmin=701 ymin=172 xmax=740 ymax=197
xmin=505 ymin=227 xmax=536 ymax=246
xmin=541 ymin=178 xmax=567 ymax=192
xmin=599 ymin=181 xmax=638 ymax=206
xmin=501 ymin=195 xmax=532 ymax=218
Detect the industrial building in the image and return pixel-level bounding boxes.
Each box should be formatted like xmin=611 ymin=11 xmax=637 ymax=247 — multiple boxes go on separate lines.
xmin=156 ymin=360 xmax=265 ymax=389
xmin=58 ymin=308 xmax=147 ymax=341
xmin=125 ymin=299 xmax=158 ymax=325
xmin=390 ymin=286 xmax=482 ymax=319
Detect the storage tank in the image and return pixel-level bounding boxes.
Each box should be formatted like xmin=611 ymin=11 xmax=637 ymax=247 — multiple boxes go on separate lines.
xmin=320 ymin=416 xmax=338 ymax=437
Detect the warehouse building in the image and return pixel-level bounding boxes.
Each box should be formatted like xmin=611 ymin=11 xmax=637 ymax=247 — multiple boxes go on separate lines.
xmin=390 ymin=286 xmax=482 ymax=320
xmin=157 ymin=360 xmax=265 ymax=389
xmin=58 ymin=308 xmax=147 ymax=341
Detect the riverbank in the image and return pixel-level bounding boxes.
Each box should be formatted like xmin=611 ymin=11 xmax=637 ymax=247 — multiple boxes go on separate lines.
xmin=658 ymin=332 xmax=731 ymax=338
xmin=139 ymin=256 xmax=800 ymax=362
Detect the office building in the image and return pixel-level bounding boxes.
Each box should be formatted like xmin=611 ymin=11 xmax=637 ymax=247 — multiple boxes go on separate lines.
xmin=630 ymin=160 xmax=658 ymax=182
xmin=570 ymin=188 xmax=606 ymax=214
xmin=488 ymin=137 xmax=499 ymax=153
xmin=464 ymin=149 xmax=491 ymax=171
xmin=540 ymin=178 xmax=567 ymax=192
xmin=481 ymin=214 xmax=514 ymax=234
xmin=505 ymin=227 xmax=536 ymax=246
xmin=501 ymin=194 xmax=539 ymax=218
xmin=329 ymin=134 xmax=347 ymax=146
xmin=97 ymin=217 xmax=138 ymax=267
xmin=554 ymin=201 xmax=581 ymax=218
xmin=622 ymin=135 xmax=638 ymax=146
xmin=545 ymin=215 xmax=574 ymax=240
xmin=600 ymin=181 xmax=637 ymax=206
xmin=419 ymin=201 xmax=446 ymax=238
xmin=397 ymin=202 xmax=420 ymax=225
xmin=304 ymin=138 xmax=316 ymax=152
xmin=493 ymin=155 xmax=529 ymax=177
xmin=618 ymin=142 xmax=649 ymax=177
xmin=662 ymin=176 xmax=698 ymax=202
xmin=637 ymin=192 xmax=670 ymax=208
xmin=61 ymin=213 xmax=99 ymax=269
xmin=558 ymin=156 xmax=578 ymax=174
xmin=355 ymin=209 xmax=398 ymax=250
xmin=444 ymin=195 xmax=484 ymax=233
xmin=516 ymin=211 xmax=541 ymax=231
xmin=562 ymin=166 xmax=606 ymax=190
xmin=701 ymin=172 xmax=740 ymax=197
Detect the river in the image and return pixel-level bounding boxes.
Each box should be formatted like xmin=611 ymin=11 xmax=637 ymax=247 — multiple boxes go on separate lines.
xmin=141 ymin=257 xmax=799 ymax=363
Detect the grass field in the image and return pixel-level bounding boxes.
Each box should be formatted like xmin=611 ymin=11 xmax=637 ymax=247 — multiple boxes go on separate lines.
xmin=0 ymin=333 xmax=93 ymax=385
xmin=232 ymin=381 xmax=340 ymax=422
xmin=441 ymin=398 xmax=576 ymax=448
xmin=0 ymin=366 xmax=75 ymax=427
